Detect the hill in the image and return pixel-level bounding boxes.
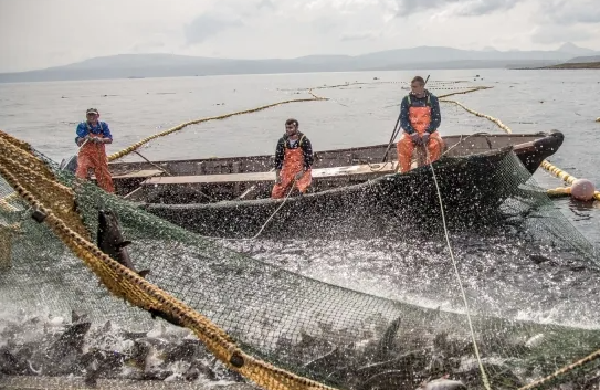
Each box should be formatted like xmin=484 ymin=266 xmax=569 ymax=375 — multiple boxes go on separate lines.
xmin=566 ymin=55 xmax=600 ymax=63
xmin=1 ymin=43 xmax=599 ymax=83
xmin=511 ymin=61 xmax=600 ymax=70
xmin=544 ymin=62 xmax=600 ymax=69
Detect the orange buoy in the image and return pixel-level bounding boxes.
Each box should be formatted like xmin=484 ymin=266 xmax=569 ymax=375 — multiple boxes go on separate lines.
xmin=571 ymin=179 xmax=595 ymax=201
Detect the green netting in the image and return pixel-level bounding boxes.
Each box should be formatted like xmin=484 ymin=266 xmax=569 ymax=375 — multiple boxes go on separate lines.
xmin=1 ymin=146 xmax=600 ymax=390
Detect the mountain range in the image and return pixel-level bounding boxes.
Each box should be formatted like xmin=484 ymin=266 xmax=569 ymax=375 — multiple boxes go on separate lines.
xmin=1 ymin=43 xmax=599 ymax=83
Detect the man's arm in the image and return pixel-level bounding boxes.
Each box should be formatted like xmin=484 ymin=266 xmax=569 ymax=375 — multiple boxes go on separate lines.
xmin=428 ymin=95 xmax=441 ymax=133
xmin=274 ymin=138 xmax=285 ymax=178
xmin=100 ymin=122 xmax=113 ymax=144
xmin=301 ymin=137 xmax=314 ymax=170
xmin=75 ymin=123 xmax=87 ymax=146
xmin=399 ymin=96 xmax=415 ymax=134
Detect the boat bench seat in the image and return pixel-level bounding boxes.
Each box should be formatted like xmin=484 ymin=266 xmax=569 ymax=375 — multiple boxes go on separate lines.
xmin=141 ymin=161 xmax=401 ymax=186
xmin=111 ymin=169 xmax=165 ymax=180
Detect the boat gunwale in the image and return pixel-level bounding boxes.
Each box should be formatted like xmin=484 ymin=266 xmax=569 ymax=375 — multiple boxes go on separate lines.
xmin=140 ymin=145 xmax=516 ymax=210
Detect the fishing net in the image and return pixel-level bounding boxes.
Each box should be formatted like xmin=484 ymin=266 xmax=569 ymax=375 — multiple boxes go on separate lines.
xmin=1 ymin=129 xmax=600 ymax=390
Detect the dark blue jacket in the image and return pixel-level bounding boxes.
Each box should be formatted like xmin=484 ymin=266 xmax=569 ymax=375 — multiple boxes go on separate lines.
xmin=399 ymin=91 xmax=441 ymax=134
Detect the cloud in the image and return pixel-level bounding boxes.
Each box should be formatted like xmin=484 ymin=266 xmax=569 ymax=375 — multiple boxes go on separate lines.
xmin=256 ymin=0 xmax=275 ymax=10
xmin=531 ymin=25 xmax=594 ymax=45
xmin=340 ymin=31 xmax=379 ymax=41
xmin=527 ymin=0 xmax=600 ymax=46
xmin=393 ymin=0 xmax=522 ymax=17
xmin=1 ymin=0 xmax=600 ymax=73
xmin=184 ymin=14 xmax=244 ymax=45
xmin=539 ymin=0 xmax=600 ymax=24
xmin=451 ymin=0 xmax=521 ymax=16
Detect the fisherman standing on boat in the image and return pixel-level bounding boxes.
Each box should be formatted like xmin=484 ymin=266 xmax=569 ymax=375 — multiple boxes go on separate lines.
xmin=272 ymin=118 xmax=314 ymax=199
xmin=397 ymin=76 xmax=443 ymax=173
xmin=74 ymin=108 xmax=115 ymax=193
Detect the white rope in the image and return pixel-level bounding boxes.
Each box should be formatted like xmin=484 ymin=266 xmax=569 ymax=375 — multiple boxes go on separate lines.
xmin=425 ymin=148 xmax=492 ymax=390
xmin=250 ymin=177 xmax=296 ymax=240
xmin=204 ymin=177 xmax=297 ymax=242
xmin=78 ymin=136 xmax=90 ymax=150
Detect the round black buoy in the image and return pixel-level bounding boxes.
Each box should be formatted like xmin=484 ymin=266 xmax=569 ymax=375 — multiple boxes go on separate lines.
xmin=31 ymin=210 xmax=47 ymax=223
xmin=229 ymin=353 xmax=244 ymax=368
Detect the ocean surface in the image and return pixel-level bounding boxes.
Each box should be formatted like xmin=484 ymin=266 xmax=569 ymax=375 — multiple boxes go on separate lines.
xmin=1 ymin=68 xmax=600 ymax=330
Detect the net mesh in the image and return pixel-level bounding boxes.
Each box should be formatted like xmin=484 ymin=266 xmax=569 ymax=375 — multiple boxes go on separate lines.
xmin=1 ymin=129 xmax=600 ymax=390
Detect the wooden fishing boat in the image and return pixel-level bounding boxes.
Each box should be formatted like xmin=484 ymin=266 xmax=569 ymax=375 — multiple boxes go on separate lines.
xmin=101 ymin=130 xmax=564 ymax=239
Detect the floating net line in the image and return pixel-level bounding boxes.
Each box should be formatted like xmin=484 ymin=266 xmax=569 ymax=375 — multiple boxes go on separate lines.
xmin=103 ymin=83 xmax=491 ymax=162
xmin=1 ymin=123 xmax=600 ymax=390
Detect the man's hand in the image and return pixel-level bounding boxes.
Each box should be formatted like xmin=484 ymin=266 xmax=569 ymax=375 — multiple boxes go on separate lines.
xmin=294 ymin=170 xmax=305 ymax=181
xmin=410 ymin=133 xmax=421 ymax=145
xmin=421 ymin=133 xmax=430 ymax=146
xmin=275 ymin=169 xmax=282 ymax=184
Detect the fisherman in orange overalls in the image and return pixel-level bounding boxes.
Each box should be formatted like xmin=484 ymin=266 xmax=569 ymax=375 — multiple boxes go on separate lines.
xmin=271 ymin=118 xmax=314 ymax=199
xmin=74 ymin=108 xmax=115 ymax=193
xmin=397 ymin=76 xmax=444 ymax=173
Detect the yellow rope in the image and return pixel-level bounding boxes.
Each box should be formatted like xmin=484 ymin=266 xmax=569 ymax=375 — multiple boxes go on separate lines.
xmin=0 ymin=130 xmax=337 ymax=390
xmin=309 ymin=80 xmax=471 ymax=91
xmin=438 ymin=86 xmax=493 ymax=99
xmin=541 ymin=160 xmax=600 ymax=201
xmin=440 ymin=98 xmax=511 ymax=133
xmin=517 ymin=349 xmax=600 ymax=390
xmin=107 ymin=95 xmax=329 ymax=162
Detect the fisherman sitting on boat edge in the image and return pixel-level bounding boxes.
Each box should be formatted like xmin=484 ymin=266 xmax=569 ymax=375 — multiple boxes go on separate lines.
xmin=74 ymin=108 xmax=115 ymax=193
xmin=397 ymin=76 xmax=444 ymax=173
xmin=272 ymin=118 xmax=314 ymax=199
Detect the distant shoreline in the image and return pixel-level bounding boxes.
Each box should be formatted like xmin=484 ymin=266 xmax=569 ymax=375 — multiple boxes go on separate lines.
xmin=510 ymin=62 xmax=600 ymax=70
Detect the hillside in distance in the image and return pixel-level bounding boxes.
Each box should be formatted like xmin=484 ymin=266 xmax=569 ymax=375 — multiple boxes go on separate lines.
xmin=1 ymin=43 xmax=599 ymax=83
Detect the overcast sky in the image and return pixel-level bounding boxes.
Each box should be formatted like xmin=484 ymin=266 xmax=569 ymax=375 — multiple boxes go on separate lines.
xmin=1 ymin=0 xmax=599 ymax=72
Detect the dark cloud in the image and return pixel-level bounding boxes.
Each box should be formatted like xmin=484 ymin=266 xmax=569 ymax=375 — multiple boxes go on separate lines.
xmin=184 ymin=15 xmax=243 ymax=44
xmin=453 ymin=0 xmax=521 ymax=16
xmin=393 ymin=0 xmax=521 ymax=17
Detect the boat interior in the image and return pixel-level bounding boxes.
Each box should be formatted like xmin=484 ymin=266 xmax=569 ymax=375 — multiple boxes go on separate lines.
xmin=107 ymin=132 xmax=554 ymax=204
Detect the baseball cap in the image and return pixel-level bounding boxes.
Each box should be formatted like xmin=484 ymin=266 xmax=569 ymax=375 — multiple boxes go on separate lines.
xmin=86 ymin=108 xmax=99 ymax=115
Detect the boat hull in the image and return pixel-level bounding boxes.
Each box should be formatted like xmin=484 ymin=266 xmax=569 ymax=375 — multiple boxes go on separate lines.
xmin=142 ymin=147 xmax=531 ymax=240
